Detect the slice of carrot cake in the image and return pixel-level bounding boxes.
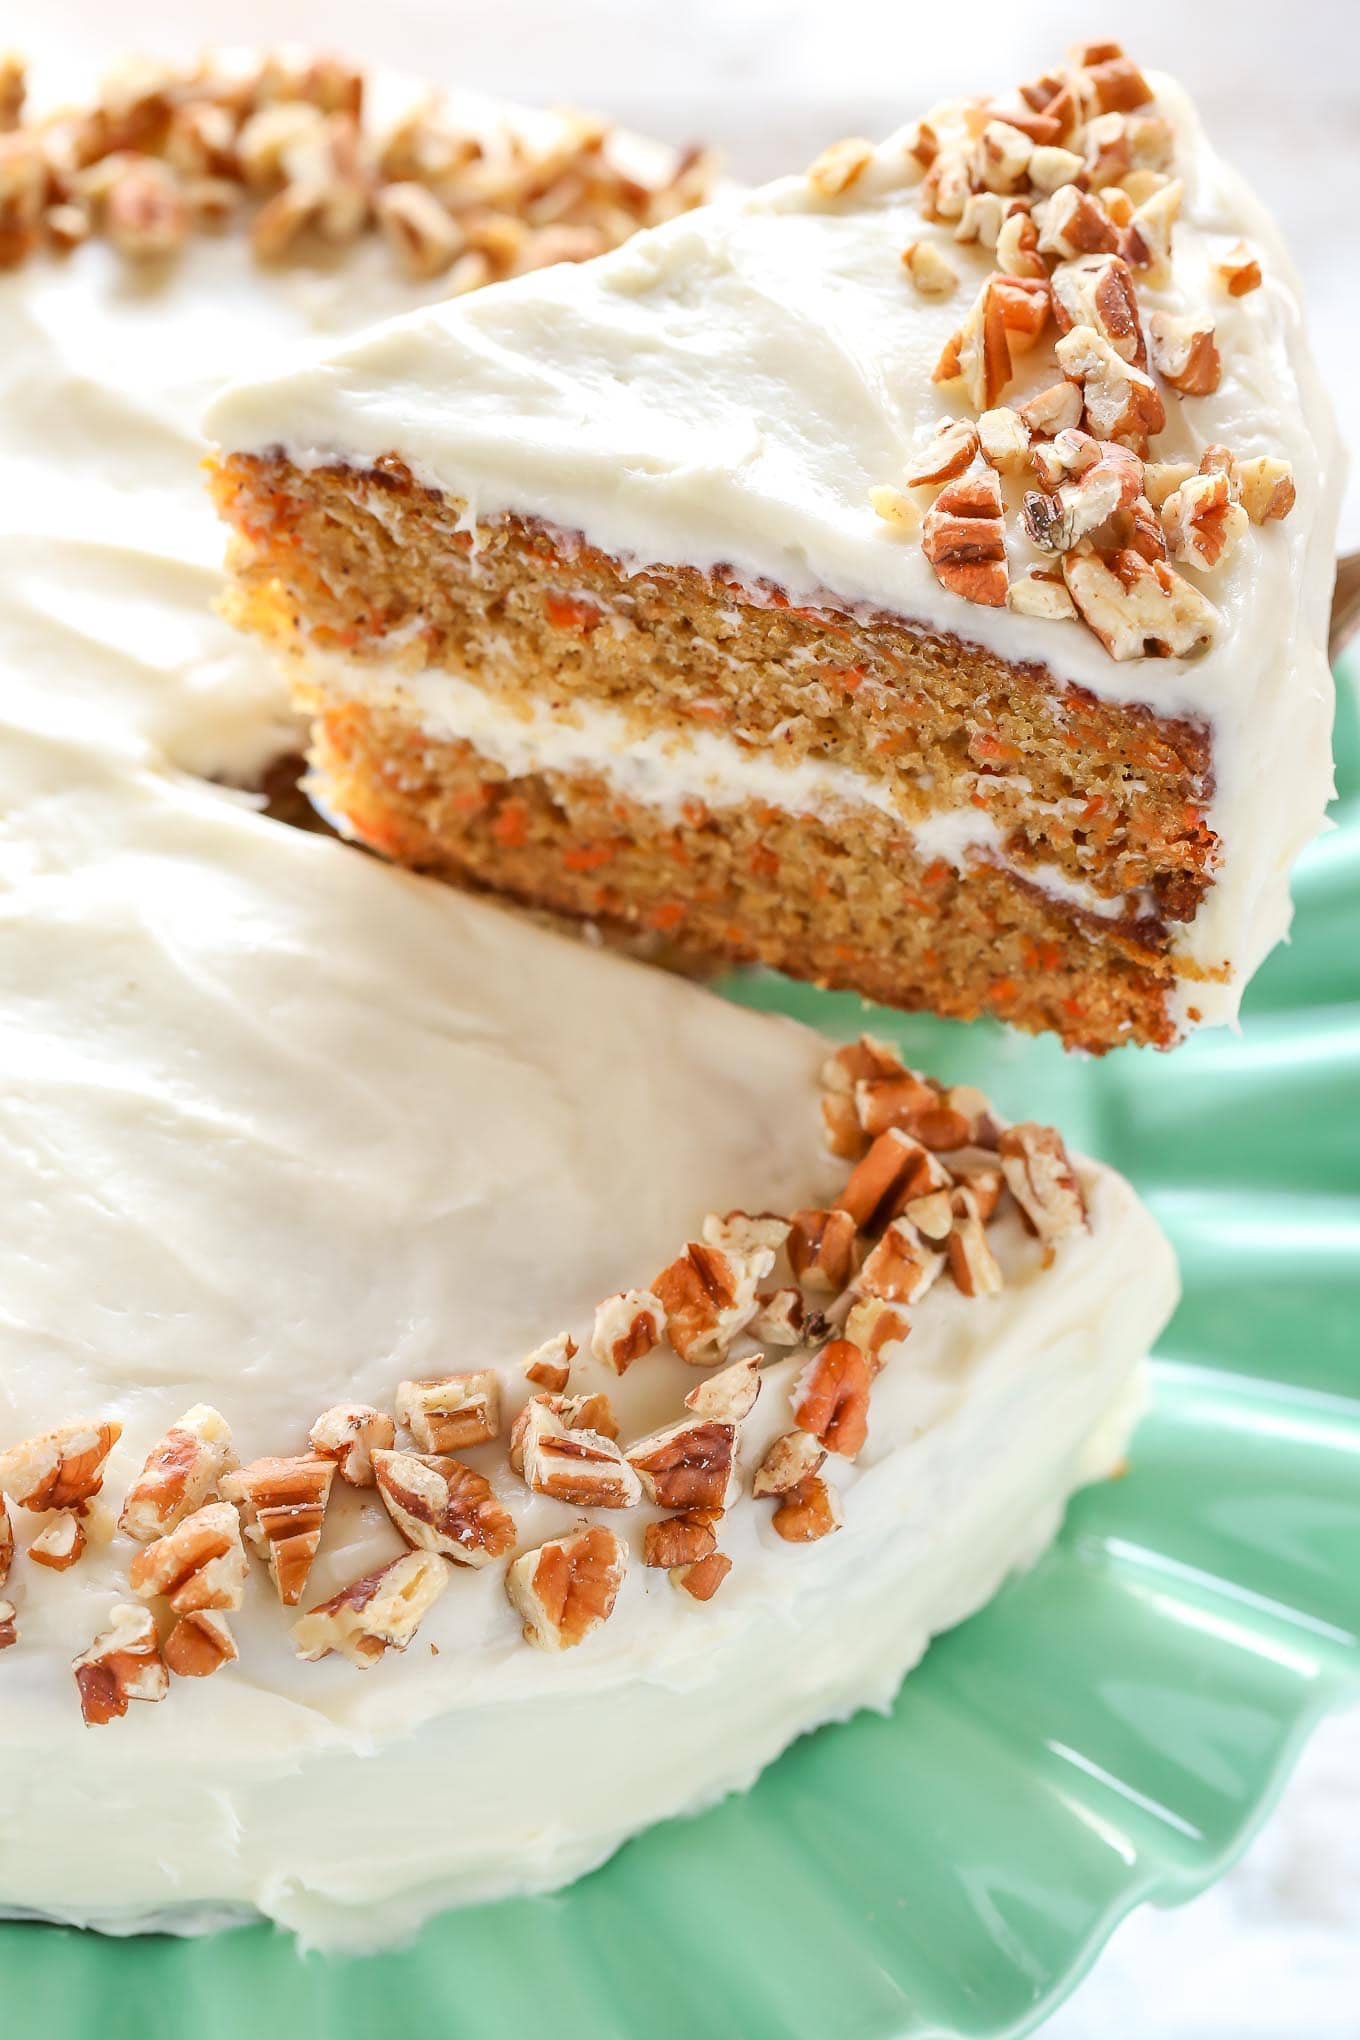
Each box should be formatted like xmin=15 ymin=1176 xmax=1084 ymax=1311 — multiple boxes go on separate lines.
xmin=208 ymin=42 xmax=1340 ymax=1052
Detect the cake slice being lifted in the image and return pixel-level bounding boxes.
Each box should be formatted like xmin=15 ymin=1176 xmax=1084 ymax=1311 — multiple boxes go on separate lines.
xmin=208 ymin=41 xmax=1340 ymax=1053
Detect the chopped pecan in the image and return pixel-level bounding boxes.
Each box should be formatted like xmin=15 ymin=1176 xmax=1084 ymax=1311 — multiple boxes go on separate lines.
xmin=791 ymin=1340 xmax=872 ymax=1459
xmin=374 ymin=1448 xmax=517 ymax=1565
xmin=950 ymin=1154 xmax=1006 ymax=1220
xmin=0 ymin=1498 xmax=11 ymax=1588
xmin=1082 ymin=111 xmax=1173 ymax=191
xmin=1142 ymin=459 xmax=1196 ymax=510
xmin=934 ymin=272 xmax=1050 ymax=411
xmin=627 ymin=1418 xmax=735 ymax=1511
xmin=516 ymin=1400 xmax=641 ymax=1508
xmin=1119 ymin=179 xmax=1181 ymax=285
xmin=308 ymin=1402 xmax=395 ymax=1488
xmin=1050 ymin=253 xmax=1147 ymax=366
xmin=29 ymin=1511 xmax=86 ymax=1572
xmin=906 ymin=418 xmax=980 ymax=489
xmin=977 ymin=405 xmax=1031 ymax=472
xmin=701 ymin=1211 xmax=790 ymax=1261
xmin=1072 ymin=44 xmax=1154 ymax=116
xmin=1008 ymin=569 xmax=1078 ymax=620
xmin=1146 ymin=310 xmax=1220 ymax=395
xmin=220 ymin=1455 xmax=334 ymax=1607
xmin=807 ymin=136 xmax=874 ymax=198
xmin=946 ymin=1190 xmax=1005 ymax=1297
xmin=786 ymin=1207 xmax=860 ymax=1292
xmin=904 ymin=1186 xmax=956 ymax=1242
xmin=654 ymin=1236 xmax=767 ymax=1365
xmin=672 ymin=1553 xmax=732 ymax=1601
xmin=105 ymin=158 xmax=190 ymax=259
xmin=901 ymin=239 xmax=958 ymax=297
xmin=119 ymin=1404 xmax=235 ymax=1541
xmin=0 ymin=54 xmax=24 ymax=133
xmin=869 ymin=484 xmax=922 ymax=535
xmin=853 ymin=1064 xmax=937 ymax=1136
xmin=1236 ymin=456 xmax=1296 ymax=524
xmin=1160 ymin=471 xmax=1248 ymax=571
xmin=1055 ymin=325 xmax=1164 ymax=451
xmin=995 ymin=210 xmax=1046 ymax=279
xmin=1035 ymin=185 xmax=1119 ymax=259
xmin=0 ymin=1600 xmax=15 ymax=1650
xmin=395 ymin=1369 xmax=501 ymax=1451
xmin=1215 ymin=240 xmax=1262 ymax=296
xmin=506 ymin=1524 xmax=627 ymax=1651
xmin=771 ymin=1475 xmax=843 ymax=1543
xmin=129 ymin=1500 xmax=249 ymax=1613
xmin=644 ymin=1510 xmax=719 ymax=1568
xmin=753 ymin=1429 xmax=828 ymax=1497
xmin=973 ymin=117 xmax=1034 ymax=194
xmin=954 ymin=190 xmax=1006 ymax=249
xmin=163 ymin=1609 xmax=238 ymax=1680
xmin=858 ymin=1219 xmax=945 ymax=1306
xmin=998 ymin=1123 xmax=1088 ymax=1246
xmin=292 ymin=1550 xmax=451 ymax=1668
xmin=508 ymin=1391 xmax=619 ymax=1469
xmin=1018 ymin=381 xmax=1084 ymax=438
xmin=0 ymin=1419 xmax=122 ymax=1515
xmin=843 ymin=1296 xmax=911 ymax=1370
xmin=1063 ymin=546 xmax=1217 ymax=658
xmin=921 ymin=464 xmax=1009 ymax=607
xmin=374 ymin=179 xmax=462 ymax=277
xmin=837 ymin=1128 xmax=934 ymax=1231
xmin=591 ymin=1288 xmax=665 ymax=1373
xmin=73 ymin=1605 xmax=169 ymax=1726
xmin=523 ymin=1332 xmax=577 ymax=1393
xmin=1027 ymin=142 xmax=1084 ymax=193
xmin=1022 ymin=441 xmax=1143 ymax=553
xmin=749 ymin=1287 xmax=805 ymax=1346
xmin=684 ymin=1354 xmax=763 ymax=1423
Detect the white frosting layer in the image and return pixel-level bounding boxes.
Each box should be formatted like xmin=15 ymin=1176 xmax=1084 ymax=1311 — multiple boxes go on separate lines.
xmin=0 ymin=80 xmax=1177 ymax=1951
xmin=209 ymin=69 xmax=1343 ymax=1035
xmin=301 ymin=641 xmax=1143 ymax=923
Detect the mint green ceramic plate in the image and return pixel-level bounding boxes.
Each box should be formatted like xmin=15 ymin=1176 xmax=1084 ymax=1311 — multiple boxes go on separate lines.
xmin=5 ymin=662 xmax=1357 ymax=2040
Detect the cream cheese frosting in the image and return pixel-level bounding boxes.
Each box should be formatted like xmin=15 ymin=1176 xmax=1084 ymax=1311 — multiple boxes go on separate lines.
xmin=208 ymin=68 xmax=1343 ymax=1035
xmin=0 ymin=75 xmax=1181 ymax=1950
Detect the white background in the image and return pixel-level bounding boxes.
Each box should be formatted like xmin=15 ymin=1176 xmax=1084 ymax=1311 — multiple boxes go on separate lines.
xmin=22 ymin=2 xmax=1360 ymax=2030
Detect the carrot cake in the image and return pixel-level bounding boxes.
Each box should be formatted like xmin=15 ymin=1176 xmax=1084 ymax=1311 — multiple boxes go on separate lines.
xmin=209 ymin=40 xmax=1341 ymax=1054
xmin=0 ymin=45 xmax=1183 ymax=1951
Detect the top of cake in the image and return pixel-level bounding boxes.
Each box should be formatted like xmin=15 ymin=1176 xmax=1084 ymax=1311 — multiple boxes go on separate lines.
xmin=207 ymin=43 xmax=1342 ymax=1035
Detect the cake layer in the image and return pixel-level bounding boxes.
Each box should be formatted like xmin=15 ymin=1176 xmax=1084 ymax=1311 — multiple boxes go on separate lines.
xmin=309 ymin=691 xmax=1178 ymax=1050
xmin=209 ymin=54 xmax=1342 ymax=1048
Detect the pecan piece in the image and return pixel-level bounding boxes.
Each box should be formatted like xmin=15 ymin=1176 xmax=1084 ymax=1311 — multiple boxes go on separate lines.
xmin=395 ymin=1369 xmax=501 ymax=1451
xmin=1063 ymin=546 xmax=1217 ymax=659
xmin=1215 ymin=241 xmax=1261 ymax=297
xmin=901 ymin=239 xmax=957 ymax=297
xmin=0 ymin=1600 xmax=15 ymax=1651
xmin=1022 ymin=441 xmax=1144 ymax=554
xmin=771 ymin=1476 xmax=843 ymax=1543
xmin=946 ymin=1190 xmax=1005 ymax=1298
xmin=1055 ymin=325 xmax=1164 ymax=451
xmin=842 ymin=1296 xmax=911 ymax=1370
xmin=627 ymin=1418 xmax=735 ymax=1512
xmin=1160 ymin=471 xmax=1248 ymax=571
xmin=672 ymin=1553 xmax=732 ymax=1602
xmin=906 ymin=418 xmax=980 ymax=489
xmin=977 ymin=405 xmax=1030 ymax=473
xmin=129 ymin=1500 xmax=249 ymax=1613
xmin=0 ymin=1498 xmax=11 ymax=1588
xmin=1036 ymin=185 xmax=1120 ymax=259
xmin=933 ymin=273 xmax=1050 ymax=411
xmin=292 ymin=1550 xmax=451 ymax=1668
xmin=786 ymin=1207 xmax=860 ymax=1292
xmin=791 ymin=1340 xmax=872 ymax=1459
xmin=653 ymin=1236 xmax=766 ymax=1365
xmin=308 ymin=1402 xmax=395 ymax=1488
xmin=1236 ymin=456 xmax=1296 ymax=524
xmin=220 ymin=1455 xmax=334 ymax=1607
xmin=644 ymin=1510 xmax=719 ymax=1568
xmin=1050 ymin=254 xmax=1148 ymax=367
xmin=591 ymin=1289 xmax=664 ymax=1373
xmin=807 ymin=136 xmax=874 ymax=199
xmin=922 ymin=464 xmax=1009 ymax=607
xmin=0 ymin=1419 xmax=122 ymax=1515
xmin=73 ymin=1605 xmax=169 ymax=1726
xmin=374 ymin=1449 xmax=517 ymax=1565
xmin=753 ymin=1429 xmax=828 ymax=1497
xmin=684 ymin=1353 xmax=763 ymax=1423
xmin=998 ymin=1124 xmax=1088 ymax=1246
xmin=119 ymin=1404 xmax=235 ymax=1541
xmin=1008 ymin=569 xmax=1078 ymax=620
xmin=1018 ymin=381 xmax=1084 ymax=439
xmin=516 ymin=1399 xmax=640 ymax=1507
xmin=164 ymin=1610 xmax=238 ymax=1680
xmin=506 ymin=1524 xmax=627 ymax=1651
xmin=858 ymin=1218 xmax=945 ymax=1306
xmin=28 ymin=1511 xmax=86 ymax=1572
xmin=1146 ymin=310 xmax=1221 ymax=396
xmin=837 ymin=1128 xmax=941 ymax=1231
xmin=374 ymin=180 xmax=462 ymax=278
xmin=523 ymin=1332 xmax=577 ymax=1393
xmin=749 ymin=1287 xmax=805 ymax=1346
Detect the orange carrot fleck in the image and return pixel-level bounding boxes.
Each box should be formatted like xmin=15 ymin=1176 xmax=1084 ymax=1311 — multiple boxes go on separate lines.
xmin=491 ymin=800 xmax=529 ymax=849
xmin=544 ymin=592 xmax=601 ymax=633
